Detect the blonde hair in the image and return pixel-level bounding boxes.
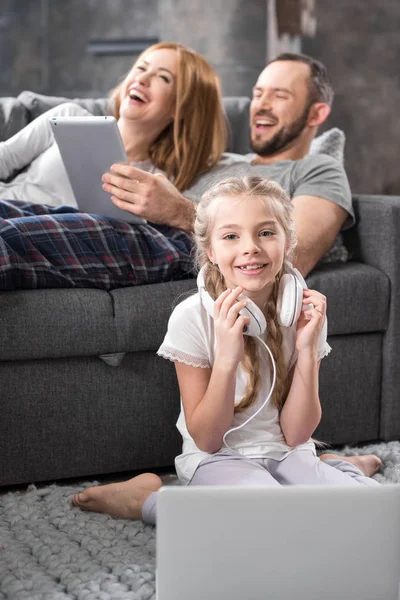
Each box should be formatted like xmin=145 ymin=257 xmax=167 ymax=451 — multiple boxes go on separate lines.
xmin=108 ymin=42 xmax=227 ymax=191
xmin=194 ymin=175 xmax=297 ymax=413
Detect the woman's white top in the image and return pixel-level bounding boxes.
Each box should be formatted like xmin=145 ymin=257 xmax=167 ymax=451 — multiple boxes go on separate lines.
xmin=157 ymin=292 xmax=331 ymax=485
xmin=0 ymin=103 xmax=91 ymax=207
xmin=0 ymin=102 xmax=161 ymax=208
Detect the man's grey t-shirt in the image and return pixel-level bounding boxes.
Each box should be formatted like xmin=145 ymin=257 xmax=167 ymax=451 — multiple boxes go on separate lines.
xmin=185 ymin=152 xmax=355 ymax=230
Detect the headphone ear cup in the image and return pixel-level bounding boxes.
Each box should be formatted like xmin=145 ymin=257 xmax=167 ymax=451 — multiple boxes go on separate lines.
xmin=277 ymin=273 xmax=303 ymax=327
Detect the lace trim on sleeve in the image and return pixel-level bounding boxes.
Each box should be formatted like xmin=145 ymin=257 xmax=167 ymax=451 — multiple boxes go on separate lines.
xmin=288 ymin=341 xmax=331 ymax=370
xmin=157 ymin=346 xmax=210 ymax=369
xmin=318 ymin=342 xmax=332 ymax=361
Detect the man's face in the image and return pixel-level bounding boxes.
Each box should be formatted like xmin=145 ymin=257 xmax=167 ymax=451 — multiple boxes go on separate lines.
xmin=250 ymin=60 xmax=313 ymax=157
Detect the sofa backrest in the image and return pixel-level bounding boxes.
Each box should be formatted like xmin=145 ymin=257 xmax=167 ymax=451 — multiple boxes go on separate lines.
xmin=0 ymin=97 xmax=32 ymax=142
xmin=17 ymin=91 xmax=110 ymax=121
xmin=0 ymin=91 xmax=252 ymax=154
xmin=0 ymin=91 xmax=345 ymax=162
xmin=223 ymin=97 xmax=251 ymax=154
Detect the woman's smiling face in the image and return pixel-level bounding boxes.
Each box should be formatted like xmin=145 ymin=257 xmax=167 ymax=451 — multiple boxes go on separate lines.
xmin=119 ymin=48 xmax=178 ymax=132
xmin=207 ymin=194 xmax=287 ymax=307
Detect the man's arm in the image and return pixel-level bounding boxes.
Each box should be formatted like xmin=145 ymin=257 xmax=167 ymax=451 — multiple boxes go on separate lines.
xmin=287 ymin=153 xmax=353 ymax=276
xmin=291 ymin=194 xmax=348 ymax=277
xmin=102 ymin=155 xmax=252 ymax=232
xmin=101 ymin=163 xmax=196 ymax=232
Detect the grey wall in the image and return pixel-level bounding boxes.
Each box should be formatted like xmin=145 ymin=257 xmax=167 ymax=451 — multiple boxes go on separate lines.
xmin=1 ymin=0 xmax=267 ymax=98
xmin=1 ymin=0 xmax=160 ymax=98
xmin=303 ymin=0 xmax=400 ymax=195
xmin=159 ymin=0 xmax=267 ymax=96
xmin=2 ymin=0 xmax=399 ymax=194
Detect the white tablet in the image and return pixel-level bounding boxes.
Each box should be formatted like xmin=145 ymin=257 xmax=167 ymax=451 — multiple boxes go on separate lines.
xmin=50 ymin=116 xmax=146 ymax=225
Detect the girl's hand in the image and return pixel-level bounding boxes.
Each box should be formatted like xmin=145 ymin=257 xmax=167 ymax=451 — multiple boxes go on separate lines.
xmin=213 ymin=286 xmax=250 ymax=369
xmin=295 ymin=289 xmax=327 ymax=354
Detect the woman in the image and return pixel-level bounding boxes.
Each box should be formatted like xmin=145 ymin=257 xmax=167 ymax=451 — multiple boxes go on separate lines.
xmin=0 ymin=42 xmax=226 ymax=208
xmin=0 ymin=42 xmax=228 ymax=289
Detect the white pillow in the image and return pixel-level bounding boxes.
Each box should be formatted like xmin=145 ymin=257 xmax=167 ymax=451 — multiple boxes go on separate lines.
xmin=310 ymin=127 xmax=345 ymax=165
xmin=310 ymin=128 xmax=349 ymax=264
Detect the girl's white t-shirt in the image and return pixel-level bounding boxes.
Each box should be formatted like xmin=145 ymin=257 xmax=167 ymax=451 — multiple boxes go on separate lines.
xmin=157 ymin=292 xmax=331 ymax=485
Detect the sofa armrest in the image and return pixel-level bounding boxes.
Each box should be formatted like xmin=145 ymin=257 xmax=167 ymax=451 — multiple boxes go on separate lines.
xmin=344 ymin=194 xmax=400 ymax=439
xmin=345 ymin=194 xmax=400 ymax=273
xmin=0 ymin=97 xmax=30 ymax=141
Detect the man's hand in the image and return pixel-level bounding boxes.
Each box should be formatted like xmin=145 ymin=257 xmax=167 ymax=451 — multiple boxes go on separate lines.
xmin=102 ymin=163 xmax=196 ymax=231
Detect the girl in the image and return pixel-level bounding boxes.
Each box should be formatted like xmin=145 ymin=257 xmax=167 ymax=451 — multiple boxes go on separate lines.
xmin=72 ymin=175 xmax=378 ymax=522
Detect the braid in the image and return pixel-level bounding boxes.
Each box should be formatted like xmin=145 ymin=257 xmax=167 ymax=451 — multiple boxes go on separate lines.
xmin=204 ymin=263 xmax=225 ymax=299
xmin=236 ymin=337 xmax=262 ymax=413
xmin=238 ymin=272 xmax=292 ymax=414
xmin=265 ymin=276 xmax=291 ymax=411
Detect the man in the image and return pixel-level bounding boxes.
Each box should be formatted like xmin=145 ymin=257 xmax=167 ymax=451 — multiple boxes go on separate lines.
xmin=103 ymin=52 xmax=352 ymax=277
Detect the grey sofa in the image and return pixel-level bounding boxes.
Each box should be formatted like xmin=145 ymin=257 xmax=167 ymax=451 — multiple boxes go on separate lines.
xmin=1 ymin=92 xmax=399 ymax=487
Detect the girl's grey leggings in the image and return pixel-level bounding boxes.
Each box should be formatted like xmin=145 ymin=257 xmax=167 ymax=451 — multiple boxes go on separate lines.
xmin=141 ymin=449 xmax=379 ymax=525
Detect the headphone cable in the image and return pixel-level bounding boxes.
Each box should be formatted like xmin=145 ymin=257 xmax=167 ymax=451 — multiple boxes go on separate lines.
xmin=222 ymin=336 xmax=277 ymax=453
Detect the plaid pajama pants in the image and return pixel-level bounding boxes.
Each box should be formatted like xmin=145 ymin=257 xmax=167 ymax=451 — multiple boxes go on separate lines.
xmin=0 ymin=200 xmax=194 ymax=290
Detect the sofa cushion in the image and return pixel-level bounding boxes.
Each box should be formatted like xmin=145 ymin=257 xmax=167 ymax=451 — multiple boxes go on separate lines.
xmin=310 ymin=127 xmax=345 ymax=165
xmin=308 ymin=262 xmax=389 ymax=336
xmin=0 ymin=288 xmax=119 ymax=361
xmin=110 ymin=279 xmax=197 ymax=352
xmin=0 ymin=280 xmax=194 ymax=362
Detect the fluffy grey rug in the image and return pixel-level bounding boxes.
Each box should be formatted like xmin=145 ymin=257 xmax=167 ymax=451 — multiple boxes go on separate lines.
xmin=1 ymin=441 xmax=400 ymax=600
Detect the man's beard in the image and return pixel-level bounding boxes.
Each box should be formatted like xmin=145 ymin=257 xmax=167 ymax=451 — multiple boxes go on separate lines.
xmin=250 ymin=106 xmax=310 ymax=157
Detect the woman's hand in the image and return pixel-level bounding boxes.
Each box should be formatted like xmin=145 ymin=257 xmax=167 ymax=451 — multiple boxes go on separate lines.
xmin=101 ymin=164 xmax=195 ymax=231
xmin=295 ymin=288 xmax=327 ymax=354
xmin=213 ymin=287 xmax=250 ymax=369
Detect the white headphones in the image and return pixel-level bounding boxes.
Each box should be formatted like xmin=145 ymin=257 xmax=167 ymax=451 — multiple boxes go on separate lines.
xmin=197 ymin=264 xmax=308 ymax=334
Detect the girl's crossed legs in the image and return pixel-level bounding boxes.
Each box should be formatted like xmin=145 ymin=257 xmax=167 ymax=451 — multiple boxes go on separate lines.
xmin=141 ymin=449 xmax=379 ymax=525
xmin=72 ymin=450 xmax=379 ymax=523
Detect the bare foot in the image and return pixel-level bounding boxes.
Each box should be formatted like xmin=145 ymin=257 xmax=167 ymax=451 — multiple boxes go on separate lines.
xmin=320 ymin=453 xmax=382 ymax=477
xmin=71 ymin=472 xmax=162 ymax=519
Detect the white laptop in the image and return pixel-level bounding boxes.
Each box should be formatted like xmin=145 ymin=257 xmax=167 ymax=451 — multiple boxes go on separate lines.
xmin=50 ymin=116 xmax=146 ymax=224
xmin=156 ymin=484 xmax=400 ymax=600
